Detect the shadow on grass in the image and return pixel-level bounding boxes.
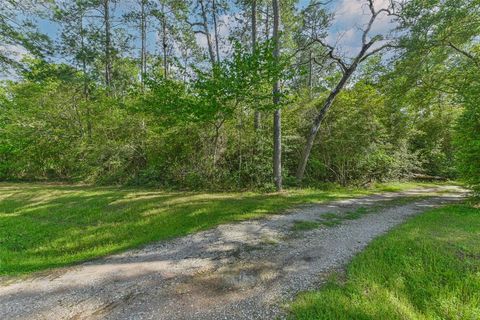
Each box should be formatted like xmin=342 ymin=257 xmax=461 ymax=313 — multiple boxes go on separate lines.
xmin=0 ymin=181 xmax=447 ymax=275
xmin=0 ymin=183 xmax=354 ymax=275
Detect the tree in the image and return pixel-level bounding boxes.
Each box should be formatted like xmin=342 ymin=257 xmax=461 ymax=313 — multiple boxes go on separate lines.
xmin=54 ymin=0 xmax=102 ymax=137
xmin=1 ymin=0 xmax=477 ymax=191
xmin=295 ymin=0 xmax=398 ymax=182
xmin=0 ymin=0 xmax=51 ymax=73
xmin=395 ymin=0 xmax=480 ymax=190
xmin=150 ymin=0 xmax=190 ymax=79
xmin=455 ymin=65 xmax=480 ymax=194
xmin=252 ymin=0 xmax=261 ymax=130
xmin=212 ymin=0 xmax=221 ymax=63
xmin=272 ymin=0 xmax=282 ymax=191
xmin=189 ymin=0 xmax=216 ymax=66
xmin=102 ymin=0 xmax=113 ymax=87
xmin=139 ymin=0 xmax=148 ymax=86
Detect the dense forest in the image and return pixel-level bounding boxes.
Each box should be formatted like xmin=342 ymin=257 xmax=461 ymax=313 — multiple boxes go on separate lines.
xmin=0 ymin=0 xmax=478 ymax=192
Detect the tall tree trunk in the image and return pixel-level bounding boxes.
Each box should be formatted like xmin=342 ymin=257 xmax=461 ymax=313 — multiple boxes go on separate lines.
xmin=103 ymin=0 xmax=112 ymax=88
xmin=308 ymin=50 xmax=313 ymax=99
xmin=80 ymin=17 xmax=87 ymax=99
xmin=182 ymin=47 xmax=188 ymax=82
xmin=140 ymin=0 xmax=147 ymax=89
xmin=251 ymin=0 xmax=257 ymax=50
xmin=265 ymin=3 xmax=270 ymax=40
xmin=80 ymin=13 xmax=92 ymax=139
xmin=160 ymin=3 xmax=168 ymax=78
xmin=212 ymin=0 xmax=220 ymax=63
xmin=162 ymin=18 xmax=168 ymax=78
xmin=252 ymin=0 xmax=261 ymax=130
xmin=272 ymin=0 xmax=282 ymax=191
xmin=199 ymin=0 xmax=216 ymax=65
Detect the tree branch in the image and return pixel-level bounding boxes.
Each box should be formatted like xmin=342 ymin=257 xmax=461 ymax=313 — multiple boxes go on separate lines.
xmin=360 ymin=43 xmax=398 ymax=62
xmin=312 ymin=36 xmax=348 ymax=73
xmin=448 ymin=42 xmax=479 ymax=67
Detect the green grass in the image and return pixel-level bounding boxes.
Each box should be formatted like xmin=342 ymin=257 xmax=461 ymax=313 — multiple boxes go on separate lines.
xmin=344 ymin=207 xmax=369 ymax=220
xmin=292 ymin=221 xmax=323 ymax=231
xmin=292 ymin=197 xmax=430 ymax=233
xmin=0 ymin=182 xmax=444 ymax=276
xmin=289 ymin=203 xmax=480 ymax=320
xmin=320 ymin=220 xmax=343 ymax=227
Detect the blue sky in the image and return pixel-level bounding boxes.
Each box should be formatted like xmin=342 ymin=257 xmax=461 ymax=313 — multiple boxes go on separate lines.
xmin=4 ymin=0 xmax=396 ymax=77
xmin=38 ymin=0 xmax=395 ymax=48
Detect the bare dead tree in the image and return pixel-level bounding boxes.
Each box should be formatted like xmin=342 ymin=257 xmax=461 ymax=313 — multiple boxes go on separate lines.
xmin=296 ymin=0 xmax=398 ymax=182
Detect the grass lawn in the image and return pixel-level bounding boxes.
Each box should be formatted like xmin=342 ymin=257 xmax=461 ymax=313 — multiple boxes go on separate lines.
xmin=0 ymin=181 xmax=446 ymax=276
xmin=289 ymin=203 xmax=480 ymax=320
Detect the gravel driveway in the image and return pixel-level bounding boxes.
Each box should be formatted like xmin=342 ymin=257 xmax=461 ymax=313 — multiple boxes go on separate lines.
xmin=0 ymin=186 xmax=467 ymax=320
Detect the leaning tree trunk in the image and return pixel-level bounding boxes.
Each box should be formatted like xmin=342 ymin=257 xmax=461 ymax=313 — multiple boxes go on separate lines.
xmin=295 ymin=69 xmax=353 ymax=182
xmin=272 ymin=0 xmax=282 ymax=191
xmin=294 ymin=0 xmax=396 ymax=183
xmin=295 ymin=41 xmax=374 ymax=182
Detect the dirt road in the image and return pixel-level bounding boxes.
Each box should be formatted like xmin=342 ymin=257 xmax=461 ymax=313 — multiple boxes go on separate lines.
xmin=0 ymin=186 xmax=466 ymax=320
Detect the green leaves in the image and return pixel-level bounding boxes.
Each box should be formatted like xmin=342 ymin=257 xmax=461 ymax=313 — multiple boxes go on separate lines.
xmin=454 ymin=56 xmax=480 ymax=194
xmin=141 ymin=77 xmax=197 ymax=124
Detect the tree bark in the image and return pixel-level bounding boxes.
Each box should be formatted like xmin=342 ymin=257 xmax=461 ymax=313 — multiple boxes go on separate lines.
xmin=160 ymin=3 xmax=168 ymax=78
xmin=103 ymin=0 xmax=112 ymax=88
xmin=265 ymin=3 xmax=270 ymax=40
xmin=252 ymin=0 xmax=261 ymax=130
xmin=198 ymin=0 xmax=216 ymax=65
xmin=251 ymin=0 xmax=257 ymax=50
xmin=79 ymin=14 xmax=92 ymax=139
xmin=212 ymin=0 xmax=220 ymax=63
xmin=140 ymin=0 xmax=147 ymax=88
xmin=308 ymin=50 xmax=313 ymax=99
xmin=272 ymin=0 xmax=282 ymax=191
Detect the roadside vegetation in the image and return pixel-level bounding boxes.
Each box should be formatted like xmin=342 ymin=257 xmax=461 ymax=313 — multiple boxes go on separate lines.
xmin=1 ymin=1 xmax=478 ymax=195
xmin=0 ymin=181 xmax=440 ymax=276
xmin=289 ymin=202 xmax=480 ymax=320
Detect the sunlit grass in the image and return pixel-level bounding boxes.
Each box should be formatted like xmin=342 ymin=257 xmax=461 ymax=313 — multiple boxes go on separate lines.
xmin=289 ymin=203 xmax=480 ymax=319
xmin=0 ymin=181 xmax=445 ymax=276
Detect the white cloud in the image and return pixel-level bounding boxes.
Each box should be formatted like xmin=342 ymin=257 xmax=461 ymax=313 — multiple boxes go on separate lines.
xmin=327 ymin=0 xmax=397 ymax=57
